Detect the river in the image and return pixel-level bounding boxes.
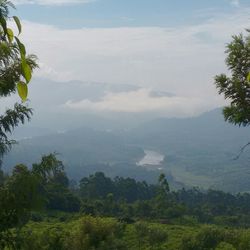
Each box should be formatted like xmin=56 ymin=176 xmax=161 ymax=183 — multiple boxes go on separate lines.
xmin=137 ymin=150 xmax=164 ymax=167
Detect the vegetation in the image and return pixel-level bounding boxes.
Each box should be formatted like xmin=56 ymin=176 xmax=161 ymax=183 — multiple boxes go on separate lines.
xmin=0 ymin=0 xmax=37 ymax=164
xmin=3 ymin=153 xmax=250 ymax=248
xmin=215 ymin=32 xmax=250 ymax=126
xmin=17 ymin=218 xmax=250 ymax=250
xmin=0 ymin=0 xmax=38 ymax=248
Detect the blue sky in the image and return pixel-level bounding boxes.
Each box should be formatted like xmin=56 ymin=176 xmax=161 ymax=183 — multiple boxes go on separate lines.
xmin=3 ymin=0 xmax=249 ymax=117
xmin=13 ymin=0 xmax=250 ymax=28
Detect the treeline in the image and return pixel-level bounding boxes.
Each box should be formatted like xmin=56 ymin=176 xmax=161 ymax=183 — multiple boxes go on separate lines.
xmin=3 ymin=154 xmax=250 ymax=248
xmin=78 ymin=172 xmax=250 ymax=227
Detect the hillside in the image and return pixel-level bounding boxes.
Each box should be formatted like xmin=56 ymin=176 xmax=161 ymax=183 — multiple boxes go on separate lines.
xmin=3 ymin=108 xmax=250 ymax=192
xmin=126 ymin=109 xmax=250 ymax=192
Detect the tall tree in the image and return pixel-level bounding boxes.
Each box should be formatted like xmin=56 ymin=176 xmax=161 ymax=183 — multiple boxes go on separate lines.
xmin=215 ymin=32 xmax=250 ymax=126
xmin=0 ymin=1 xmax=38 ymax=247
xmin=0 ymin=0 xmax=37 ymax=165
xmin=0 ymin=164 xmax=43 ymax=249
xmin=32 ymin=154 xmax=81 ymax=212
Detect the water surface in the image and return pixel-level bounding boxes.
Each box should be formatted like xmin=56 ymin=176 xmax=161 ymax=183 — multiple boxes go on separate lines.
xmin=137 ymin=150 xmax=164 ymax=166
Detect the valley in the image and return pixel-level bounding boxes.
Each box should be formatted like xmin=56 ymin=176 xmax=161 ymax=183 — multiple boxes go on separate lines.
xmin=3 ymin=107 xmax=250 ymax=193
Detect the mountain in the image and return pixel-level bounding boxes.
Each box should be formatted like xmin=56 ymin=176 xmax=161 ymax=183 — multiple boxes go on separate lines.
xmin=3 ymin=107 xmax=250 ymax=192
xmin=126 ymin=108 xmax=250 ymax=192
xmin=4 ymin=126 xmax=170 ymax=185
xmin=3 ymin=126 xmax=142 ymax=170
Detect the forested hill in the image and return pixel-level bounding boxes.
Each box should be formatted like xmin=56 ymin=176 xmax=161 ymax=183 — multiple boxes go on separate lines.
xmin=3 ymin=108 xmax=250 ymax=192
xmin=126 ymin=108 xmax=250 ymax=192
xmin=127 ymin=108 xmax=249 ymax=148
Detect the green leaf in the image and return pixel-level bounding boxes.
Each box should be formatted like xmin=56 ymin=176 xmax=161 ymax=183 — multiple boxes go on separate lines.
xmin=21 ymin=58 xmax=32 ymax=83
xmin=0 ymin=17 xmax=7 ymax=35
xmin=7 ymin=28 xmax=14 ymax=43
xmin=13 ymin=16 xmax=22 ymax=35
xmin=17 ymin=81 xmax=28 ymax=101
xmin=247 ymin=72 xmax=250 ymax=82
xmin=15 ymin=36 xmax=26 ymax=57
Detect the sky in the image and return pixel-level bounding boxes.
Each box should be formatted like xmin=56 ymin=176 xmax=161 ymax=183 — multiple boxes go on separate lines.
xmin=5 ymin=0 xmax=250 ymax=117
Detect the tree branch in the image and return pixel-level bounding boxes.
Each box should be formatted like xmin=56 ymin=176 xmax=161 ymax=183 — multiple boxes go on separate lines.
xmin=233 ymin=142 xmax=250 ymax=160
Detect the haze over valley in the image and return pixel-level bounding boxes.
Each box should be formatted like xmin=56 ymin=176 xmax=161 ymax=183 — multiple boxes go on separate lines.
xmin=3 ymin=78 xmax=250 ymax=193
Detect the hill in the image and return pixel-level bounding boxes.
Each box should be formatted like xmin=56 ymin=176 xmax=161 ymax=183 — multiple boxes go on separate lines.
xmin=3 ymin=108 xmax=250 ymax=192
xmin=126 ymin=109 xmax=250 ymax=192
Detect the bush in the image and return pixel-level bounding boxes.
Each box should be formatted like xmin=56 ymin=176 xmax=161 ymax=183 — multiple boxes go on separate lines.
xmin=65 ymin=216 xmax=126 ymax=250
xmin=180 ymin=226 xmax=224 ymax=250
xmin=216 ymin=242 xmax=236 ymax=250
xmin=21 ymin=224 xmax=66 ymax=250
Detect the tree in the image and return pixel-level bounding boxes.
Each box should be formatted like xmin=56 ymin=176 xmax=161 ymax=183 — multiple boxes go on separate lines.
xmin=0 ymin=0 xmax=37 ymax=165
xmin=0 ymin=1 xmax=38 ymax=247
xmin=215 ymin=32 xmax=250 ymax=126
xmin=80 ymin=172 xmax=114 ymax=200
xmin=0 ymin=164 xmax=43 ymax=249
xmin=32 ymin=153 xmax=65 ymax=184
xmin=158 ymin=173 xmax=170 ymax=194
xmin=32 ymin=154 xmax=81 ymax=212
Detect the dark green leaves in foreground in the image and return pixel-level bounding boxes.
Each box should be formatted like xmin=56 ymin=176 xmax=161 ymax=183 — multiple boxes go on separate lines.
xmin=0 ymin=16 xmax=7 ymax=35
xmin=15 ymin=36 xmax=26 ymax=57
xmin=0 ymin=8 xmax=35 ymax=101
xmin=0 ymin=1 xmax=37 ymax=162
xmin=215 ymin=33 xmax=250 ymax=126
xmin=13 ymin=16 xmax=22 ymax=35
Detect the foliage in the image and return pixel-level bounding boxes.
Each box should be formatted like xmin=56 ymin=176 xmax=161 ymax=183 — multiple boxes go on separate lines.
xmin=65 ymin=216 xmax=126 ymax=250
xmin=4 ymin=161 xmax=250 ymax=248
xmin=215 ymin=32 xmax=250 ymax=126
xmin=0 ymin=165 xmax=42 ymax=249
xmin=0 ymin=154 xmax=80 ymax=248
xmin=14 ymin=217 xmax=250 ymax=250
xmin=80 ymin=172 xmax=157 ymax=203
xmin=33 ymin=154 xmax=81 ymax=212
xmin=0 ymin=0 xmax=37 ymax=164
xmin=132 ymin=222 xmax=168 ymax=249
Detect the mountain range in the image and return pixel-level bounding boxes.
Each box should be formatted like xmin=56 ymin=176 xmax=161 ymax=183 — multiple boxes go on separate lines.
xmin=3 ymin=106 xmax=250 ymax=193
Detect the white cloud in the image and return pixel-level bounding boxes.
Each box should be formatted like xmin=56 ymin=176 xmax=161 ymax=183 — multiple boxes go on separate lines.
xmin=65 ymin=88 xmax=216 ymax=116
xmin=12 ymin=0 xmax=95 ymax=5
xmin=12 ymin=7 xmax=249 ymax=116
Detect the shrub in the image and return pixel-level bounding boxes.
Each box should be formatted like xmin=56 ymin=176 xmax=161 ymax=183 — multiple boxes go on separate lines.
xmin=65 ymin=216 xmax=126 ymax=250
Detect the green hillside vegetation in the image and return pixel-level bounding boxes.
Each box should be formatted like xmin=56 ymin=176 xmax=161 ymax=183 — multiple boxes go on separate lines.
xmin=19 ymin=218 xmax=250 ymax=250
xmin=3 ymin=154 xmax=250 ymax=249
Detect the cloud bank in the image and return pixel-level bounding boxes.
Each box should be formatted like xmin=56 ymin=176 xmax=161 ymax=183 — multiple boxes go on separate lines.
xmin=65 ymin=88 xmax=217 ymax=116
xmin=12 ymin=7 xmax=249 ymax=116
